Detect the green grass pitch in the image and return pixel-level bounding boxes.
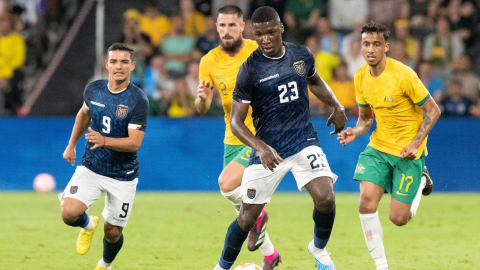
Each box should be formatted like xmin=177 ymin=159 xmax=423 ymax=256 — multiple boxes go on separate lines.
xmin=1 ymin=192 xmax=479 ymax=270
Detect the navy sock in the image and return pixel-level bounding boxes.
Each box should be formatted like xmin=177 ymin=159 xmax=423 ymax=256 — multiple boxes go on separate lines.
xmin=219 ymin=219 xmax=249 ymax=269
xmin=65 ymin=212 xmax=89 ymax=227
xmin=103 ymin=234 xmax=124 ymax=263
xmin=313 ymin=207 xmax=336 ymax=249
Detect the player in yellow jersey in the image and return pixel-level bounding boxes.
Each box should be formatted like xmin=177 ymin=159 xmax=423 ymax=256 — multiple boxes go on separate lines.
xmin=195 ymin=5 xmax=280 ymax=269
xmin=337 ymin=22 xmax=441 ymax=270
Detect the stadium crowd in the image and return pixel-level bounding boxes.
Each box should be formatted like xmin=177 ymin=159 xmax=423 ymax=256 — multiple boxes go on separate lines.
xmin=0 ymin=0 xmax=480 ymax=118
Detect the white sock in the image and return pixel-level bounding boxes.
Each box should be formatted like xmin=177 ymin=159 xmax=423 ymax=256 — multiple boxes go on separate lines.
xmin=308 ymin=240 xmax=331 ymax=265
xmin=410 ymin=175 xmax=427 ymax=218
xmin=82 ymin=216 xmax=94 ymax=231
xmin=98 ymin=258 xmax=112 ymax=269
xmin=221 ymin=187 xmax=242 ymax=214
xmin=259 ymin=231 xmax=275 ymax=256
xmin=214 ymin=264 xmax=229 ymax=270
xmin=360 ymin=211 xmax=388 ymax=269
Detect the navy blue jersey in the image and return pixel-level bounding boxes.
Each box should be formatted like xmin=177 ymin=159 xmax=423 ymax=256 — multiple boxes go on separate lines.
xmin=232 ymin=42 xmax=319 ymax=165
xmin=82 ymin=80 xmax=148 ymax=181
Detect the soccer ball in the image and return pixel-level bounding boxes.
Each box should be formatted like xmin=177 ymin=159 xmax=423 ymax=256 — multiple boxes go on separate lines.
xmin=33 ymin=173 xmax=56 ymax=193
xmin=234 ymin=263 xmax=261 ymax=270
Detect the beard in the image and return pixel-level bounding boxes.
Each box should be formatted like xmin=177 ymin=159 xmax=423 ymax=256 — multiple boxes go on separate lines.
xmin=220 ymin=36 xmax=243 ymax=54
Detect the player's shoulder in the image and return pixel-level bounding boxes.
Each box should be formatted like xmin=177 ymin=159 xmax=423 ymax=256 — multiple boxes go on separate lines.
xmin=85 ymin=79 xmax=108 ymax=92
xmin=354 ymin=63 xmax=370 ymax=79
xmin=388 ymin=58 xmax=417 ymax=78
xmin=244 ymin=39 xmax=259 ymax=52
xmin=127 ymin=83 xmax=148 ymax=101
xmin=284 ymin=42 xmax=311 ymax=56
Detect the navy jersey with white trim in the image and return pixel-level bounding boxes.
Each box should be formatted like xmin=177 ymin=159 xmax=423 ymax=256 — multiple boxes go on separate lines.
xmin=82 ymin=80 xmax=148 ymax=181
xmin=232 ymin=42 xmax=319 ymax=165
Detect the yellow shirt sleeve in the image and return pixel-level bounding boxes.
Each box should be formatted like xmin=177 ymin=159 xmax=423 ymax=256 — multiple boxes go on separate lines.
xmin=199 ymin=55 xmax=213 ymax=89
xmin=401 ymin=70 xmax=431 ymax=106
xmin=354 ymin=71 xmax=369 ymax=107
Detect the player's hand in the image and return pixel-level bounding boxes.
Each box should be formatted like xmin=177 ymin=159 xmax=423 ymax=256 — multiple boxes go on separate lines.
xmin=327 ymin=107 xmax=347 ymax=135
xmin=85 ymin=127 xmax=105 ymax=150
xmin=197 ymin=80 xmax=211 ymax=100
xmin=257 ymin=143 xmax=283 ymax=172
xmin=400 ymin=142 xmax=418 ymax=160
xmin=337 ymin=127 xmax=356 ymax=146
xmin=63 ymin=146 xmax=76 ymax=166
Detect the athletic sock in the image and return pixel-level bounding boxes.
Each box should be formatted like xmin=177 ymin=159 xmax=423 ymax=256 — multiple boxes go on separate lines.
xmin=219 ymin=219 xmax=249 ymax=269
xmin=360 ymin=211 xmax=388 ymax=269
xmin=103 ymin=234 xmax=124 ymax=263
xmin=411 ymin=175 xmax=427 ymax=218
xmin=259 ymin=231 xmax=275 ymax=256
xmin=66 ymin=212 xmax=89 ymax=227
xmin=97 ymin=258 xmax=112 ymax=269
xmin=82 ymin=216 xmax=95 ymax=231
xmin=214 ymin=264 xmax=229 ymax=270
xmin=221 ymin=187 xmax=242 ymax=214
xmin=313 ymin=207 xmax=336 ymax=249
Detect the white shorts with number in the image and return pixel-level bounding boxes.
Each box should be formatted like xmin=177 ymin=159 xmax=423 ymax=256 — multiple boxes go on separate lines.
xmin=241 ymin=145 xmax=337 ymax=204
xmin=62 ymin=166 xmax=138 ymax=227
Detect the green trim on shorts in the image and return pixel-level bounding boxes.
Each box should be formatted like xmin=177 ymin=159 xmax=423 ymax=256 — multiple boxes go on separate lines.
xmin=223 ymin=144 xmax=252 ymax=168
xmin=353 ymin=145 xmax=425 ymax=204
xmin=416 ymin=93 xmax=431 ymax=106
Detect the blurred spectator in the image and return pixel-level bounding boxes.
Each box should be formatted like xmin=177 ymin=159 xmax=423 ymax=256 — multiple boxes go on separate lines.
xmin=0 ymin=12 xmax=26 ymax=116
xmin=440 ymin=77 xmax=475 ymax=116
xmin=328 ymin=0 xmax=368 ymax=33
xmin=392 ymin=19 xmax=420 ymax=65
xmin=118 ymin=9 xmax=155 ymax=87
xmin=423 ymin=16 xmax=465 ymax=74
xmin=450 ymin=55 xmax=480 ymax=101
xmin=155 ymin=0 xmax=179 ymax=17
xmin=144 ymin=55 xmax=175 ymax=116
xmin=195 ymin=15 xmax=219 ymax=55
xmin=88 ymin=54 xmax=109 ymax=83
xmin=212 ymin=0 xmax=249 ymax=18
xmin=11 ymin=0 xmax=45 ymax=26
xmin=328 ymin=62 xmax=357 ymax=116
xmin=243 ymin=19 xmax=254 ymax=40
xmin=315 ymin=17 xmax=344 ymax=56
xmin=306 ymin=35 xmax=339 ymax=84
xmin=343 ymin=35 xmax=366 ymax=78
xmin=417 ymin=61 xmax=444 ymax=102
xmin=249 ymin=0 xmax=286 ymax=20
xmin=390 ymin=41 xmax=416 ymax=68
xmin=162 ymin=15 xmax=195 ymax=117
xmin=408 ymin=0 xmax=439 ymax=28
xmin=369 ymin=0 xmax=409 ymax=29
xmin=180 ymin=0 xmax=205 ymax=38
xmin=341 ymin=21 xmax=364 ymax=55
xmin=11 ymin=5 xmax=25 ymax=33
xmin=194 ymin=0 xmax=212 ymax=16
xmin=284 ymin=0 xmax=324 ymax=43
xmin=440 ymin=0 xmax=479 ymax=50
xmin=139 ymin=1 xmax=171 ymax=47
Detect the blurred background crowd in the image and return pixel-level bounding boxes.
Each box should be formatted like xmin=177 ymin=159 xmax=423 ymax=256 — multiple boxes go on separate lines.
xmin=1 ymin=0 xmax=480 ymax=118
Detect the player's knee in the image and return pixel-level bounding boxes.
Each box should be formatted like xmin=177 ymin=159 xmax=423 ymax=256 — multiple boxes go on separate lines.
xmin=313 ymin=194 xmax=335 ymax=213
xmin=359 ymin=196 xmax=379 ymax=214
xmin=218 ymin=175 xmax=238 ymax=193
xmin=104 ymin=226 xmax=123 ymax=242
xmin=389 ymin=213 xmax=409 ymax=226
xmin=61 ymin=211 xmax=80 ymax=225
xmin=237 ymin=212 xmax=257 ymax=231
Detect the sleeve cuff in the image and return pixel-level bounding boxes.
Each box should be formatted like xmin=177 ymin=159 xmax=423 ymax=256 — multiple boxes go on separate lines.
xmin=416 ymin=93 xmax=431 ymax=106
xmin=357 ymin=102 xmax=369 ymax=108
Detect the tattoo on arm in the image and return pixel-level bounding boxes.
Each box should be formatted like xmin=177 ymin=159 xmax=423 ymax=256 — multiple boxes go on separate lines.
xmin=414 ymin=115 xmax=432 ymax=141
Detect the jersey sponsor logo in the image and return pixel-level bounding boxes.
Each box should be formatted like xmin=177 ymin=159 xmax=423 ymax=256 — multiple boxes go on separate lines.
xmin=247 ymin=188 xmax=256 ymax=199
xmin=355 ymin=164 xmax=365 ymax=174
xmin=384 ymin=96 xmax=394 ymax=102
xmin=90 ymin=101 xmax=105 ymax=107
xmin=259 ymin=73 xmax=279 ymax=83
xmin=293 ymin=60 xmax=306 ymax=77
xmin=70 ymin=186 xmax=78 ymax=194
xmin=116 ymin=105 xmax=129 ymax=119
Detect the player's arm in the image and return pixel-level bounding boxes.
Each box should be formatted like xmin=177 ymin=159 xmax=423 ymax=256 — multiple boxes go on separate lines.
xmin=86 ymin=127 xmax=145 ymax=152
xmin=195 ymin=80 xmax=213 ymax=113
xmin=308 ymin=72 xmax=347 ymax=134
xmin=337 ymin=105 xmax=374 ymax=146
xmin=231 ymin=101 xmax=283 ymax=171
xmin=400 ymin=96 xmax=441 ymax=160
xmin=63 ymin=104 xmax=91 ymax=165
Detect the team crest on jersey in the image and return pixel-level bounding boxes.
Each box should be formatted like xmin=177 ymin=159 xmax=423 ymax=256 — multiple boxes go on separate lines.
xmin=116 ymin=104 xmax=129 ymax=119
xmin=247 ymin=188 xmax=256 ymax=199
xmin=355 ymin=164 xmax=365 ymax=174
xmin=293 ymin=60 xmax=306 ymax=77
xmin=70 ymin=186 xmax=78 ymax=194
xmin=384 ymin=96 xmax=394 ymax=102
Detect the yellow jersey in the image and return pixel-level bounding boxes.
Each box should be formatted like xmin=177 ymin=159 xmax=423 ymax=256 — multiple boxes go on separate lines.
xmin=354 ymin=58 xmax=430 ymax=158
xmin=199 ymin=39 xmax=258 ymax=145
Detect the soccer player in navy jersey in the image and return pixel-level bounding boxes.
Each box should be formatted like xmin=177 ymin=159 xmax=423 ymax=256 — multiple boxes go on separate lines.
xmin=60 ymin=43 xmax=148 ymax=270
xmin=213 ymin=7 xmax=347 ymax=270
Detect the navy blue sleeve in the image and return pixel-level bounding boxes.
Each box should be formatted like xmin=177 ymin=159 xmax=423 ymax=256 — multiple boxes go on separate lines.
xmin=232 ymin=62 xmax=254 ymax=103
xmin=129 ymin=94 xmax=148 ymax=132
xmin=83 ymin=84 xmax=91 ymax=109
xmin=305 ymin=47 xmax=317 ymax=78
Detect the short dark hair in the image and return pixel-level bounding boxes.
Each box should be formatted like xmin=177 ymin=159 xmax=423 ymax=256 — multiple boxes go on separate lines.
xmin=251 ymin=6 xmax=280 ymax=24
xmin=361 ymin=22 xmax=390 ymax=41
xmin=217 ymin=5 xmax=244 ymax=20
xmin=449 ymin=77 xmax=463 ymax=87
xmin=108 ymin=43 xmax=134 ymax=58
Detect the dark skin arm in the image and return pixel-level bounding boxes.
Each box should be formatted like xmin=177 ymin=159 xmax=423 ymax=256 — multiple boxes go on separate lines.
xmin=308 ymin=72 xmax=347 ymax=134
xmin=230 ymin=101 xmax=283 ymax=172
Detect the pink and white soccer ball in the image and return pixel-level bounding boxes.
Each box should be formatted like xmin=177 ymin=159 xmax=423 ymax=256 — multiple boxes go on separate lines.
xmin=234 ymin=263 xmax=261 ymax=270
xmin=33 ymin=173 xmax=56 ymax=193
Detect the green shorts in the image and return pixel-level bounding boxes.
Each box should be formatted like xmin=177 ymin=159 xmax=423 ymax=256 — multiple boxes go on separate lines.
xmin=223 ymin=144 xmax=252 ymax=168
xmin=353 ymin=145 xmax=425 ymax=204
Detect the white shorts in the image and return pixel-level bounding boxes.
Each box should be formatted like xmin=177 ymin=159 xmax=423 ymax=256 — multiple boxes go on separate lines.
xmin=62 ymin=166 xmax=138 ymax=227
xmin=241 ymin=145 xmax=337 ymax=204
